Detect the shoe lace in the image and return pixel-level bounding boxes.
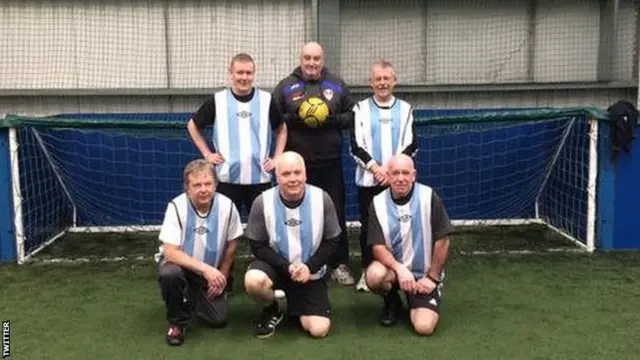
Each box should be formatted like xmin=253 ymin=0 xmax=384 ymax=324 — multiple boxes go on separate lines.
xmin=259 ymin=309 xmax=280 ymax=328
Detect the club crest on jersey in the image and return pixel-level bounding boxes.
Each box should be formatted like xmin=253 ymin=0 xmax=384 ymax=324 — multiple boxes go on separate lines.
xmin=236 ymin=110 xmax=251 ymax=119
xmin=398 ymin=214 xmax=412 ymax=223
xmin=291 ymin=91 xmax=305 ymax=102
xmin=379 ymin=116 xmax=392 ymax=124
xmin=284 ymin=218 xmax=302 ymax=227
xmin=322 ymin=88 xmax=334 ymax=101
xmin=194 ymin=226 xmax=208 ymax=235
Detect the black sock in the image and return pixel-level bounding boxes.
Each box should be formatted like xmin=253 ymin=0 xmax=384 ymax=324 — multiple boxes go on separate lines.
xmin=264 ymin=300 xmax=279 ymax=313
xmin=383 ymin=286 xmax=400 ymax=306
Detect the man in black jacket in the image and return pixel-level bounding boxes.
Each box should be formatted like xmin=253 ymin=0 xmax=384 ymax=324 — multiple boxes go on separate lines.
xmin=243 ymin=151 xmax=341 ymax=339
xmin=271 ymin=42 xmax=355 ymax=286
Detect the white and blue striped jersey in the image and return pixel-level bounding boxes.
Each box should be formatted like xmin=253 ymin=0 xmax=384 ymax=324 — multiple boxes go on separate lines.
xmin=157 ymin=192 xmax=244 ymax=268
xmin=371 ymin=183 xmax=435 ymax=278
xmin=350 ymin=96 xmax=417 ymax=187
xmin=212 ymin=88 xmax=273 ymax=185
xmin=261 ymin=184 xmax=328 ymax=279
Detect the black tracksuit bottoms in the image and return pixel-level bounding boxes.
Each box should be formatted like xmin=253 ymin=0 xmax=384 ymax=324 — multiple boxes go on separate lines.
xmin=306 ymin=160 xmax=349 ymax=269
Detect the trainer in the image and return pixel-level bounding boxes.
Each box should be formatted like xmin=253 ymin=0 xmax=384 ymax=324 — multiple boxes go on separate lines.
xmin=272 ymin=41 xmax=355 ymax=286
xmin=365 ymin=154 xmax=454 ymax=336
xmin=349 ymin=60 xmax=418 ymax=291
xmin=187 ymin=53 xmax=288 ymax=293
xmin=243 ymin=151 xmax=341 ymax=339
xmin=156 ymin=159 xmax=244 ymax=346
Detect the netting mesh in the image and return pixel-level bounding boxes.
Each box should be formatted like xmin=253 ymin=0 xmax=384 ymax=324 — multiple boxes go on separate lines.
xmin=0 ymin=0 xmax=636 ymax=91
xmin=0 ymin=0 xmax=311 ymax=90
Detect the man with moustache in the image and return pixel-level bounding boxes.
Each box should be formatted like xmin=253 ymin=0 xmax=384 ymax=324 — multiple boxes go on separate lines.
xmin=156 ymin=159 xmax=244 ymax=346
xmin=272 ymin=42 xmax=355 ymax=286
xmin=365 ymin=154 xmax=454 ymax=335
xmin=187 ymin=53 xmax=288 ymax=294
xmin=349 ymin=60 xmax=418 ymax=291
xmin=243 ymin=151 xmax=341 ymax=339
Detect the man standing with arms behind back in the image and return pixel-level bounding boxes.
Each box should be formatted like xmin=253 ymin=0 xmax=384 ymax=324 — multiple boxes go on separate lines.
xmin=187 ymin=53 xmax=288 ymax=294
xmin=271 ymin=42 xmax=355 ymax=285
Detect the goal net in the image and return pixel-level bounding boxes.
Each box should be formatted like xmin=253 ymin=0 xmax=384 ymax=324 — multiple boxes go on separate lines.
xmin=2 ymin=107 xmax=604 ymax=264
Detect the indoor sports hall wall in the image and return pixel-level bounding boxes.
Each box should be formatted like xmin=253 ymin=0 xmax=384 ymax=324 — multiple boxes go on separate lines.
xmin=0 ymin=0 xmax=638 ymax=115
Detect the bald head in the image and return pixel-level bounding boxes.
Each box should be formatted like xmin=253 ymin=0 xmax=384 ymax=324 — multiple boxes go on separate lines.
xmin=275 ymin=151 xmax=306 ymax=171
xmin=387 ymin=154 xmax=416 ymax=198
xmin=275 ymin=151 xmax=307 ymax=201
xmin=299 ymin=42 xmax=324 ymax=80
xmin=301 ymin=42 xmax=323 ymax=56
xmin=388 ymin=154 xmax=415 ymax=172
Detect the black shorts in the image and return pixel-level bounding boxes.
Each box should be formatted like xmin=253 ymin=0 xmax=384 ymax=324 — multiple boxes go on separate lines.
xmin=403 ymin=283 xmax=443 ymax=314
xmin=216 ymin=182 xmax=272 ymax=216
xmin=248 ymin=260 xmax=332 ymax=318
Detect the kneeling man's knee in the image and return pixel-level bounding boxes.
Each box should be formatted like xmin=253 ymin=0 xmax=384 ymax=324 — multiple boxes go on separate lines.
xmin=410 ymin=309 xmax=439 ymax=336
xmin=244 ymin=269 xmax=271 ymax=293
xmin=302 ymin=316 xmax=331 ymax=338
xmin=365 ymin=261 xmax=390 ymax=289
xmin=413 ymin=321 xmax=436 ymax=336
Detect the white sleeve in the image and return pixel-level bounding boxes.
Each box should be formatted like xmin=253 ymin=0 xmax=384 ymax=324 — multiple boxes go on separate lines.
xmin=226 ymin=202 xmax=244 ymax=242
xmin=158 ymin=202 xmax=182 ymax=246
xmin=350 ymin=102 xmax=375 ymax=169
xmin=399 ymin=105 xmax=416 ymax=155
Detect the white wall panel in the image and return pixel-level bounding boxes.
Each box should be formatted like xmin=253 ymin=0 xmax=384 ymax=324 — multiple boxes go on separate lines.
xmin=533 ymin=0 xmax=600 ymax=82
xmin=167 ymin=0 xmax=309 ymax=89
xmin=0 ymin=0 xmax=167 ymax=89
xmin=339 ymin=0 xmax=426 ymax=85
xmin=424 ymin=0 xmax=531 ymax=84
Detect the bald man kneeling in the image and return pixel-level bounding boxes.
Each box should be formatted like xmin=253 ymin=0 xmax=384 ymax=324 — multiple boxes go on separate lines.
xmin=365 ymin=154 xmax=455 ymax=336
xmin=243 ymin=151 xmax=341 ymax=339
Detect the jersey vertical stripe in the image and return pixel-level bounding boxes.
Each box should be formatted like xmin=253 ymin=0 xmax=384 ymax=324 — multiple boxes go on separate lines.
xmin=249 ymin=95 xmax=262 ymax=184
xmin=390 ymin=102 xmax=401 ymax=153
xmin=183 ymin=204 xmax=196 ymax=259
xmin=262 ymin=184 xmax=326 ymax=278
xmin=203 ymin=197 xmax=221 ymax=266
xmin=373 ymin=184 xmax=433 ymax=278
xmin=352 ymin=97 xmax=413 ymax=187
xmin=369 ymin=101 xmax=383 ymax=163
xmin=409 ymin=186 xmax=425 ymax=276
xmin=213 ymin=88 xmax=272 ymax=185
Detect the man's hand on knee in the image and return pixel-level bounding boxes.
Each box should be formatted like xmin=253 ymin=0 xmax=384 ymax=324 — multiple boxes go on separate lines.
xmin=394 ymin=264 xmax=416 ymax=294
xmin=202 ymin=264 xmax=226 ymax=291
xmin=415 ymin=277 xmax=437 ymax=295
xmin=207 ymin=285 xmax=224 ymax=299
